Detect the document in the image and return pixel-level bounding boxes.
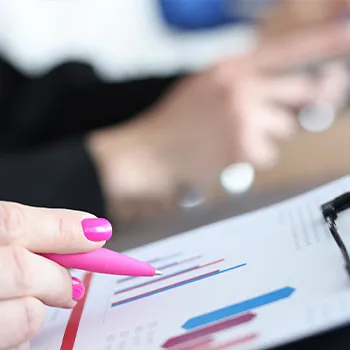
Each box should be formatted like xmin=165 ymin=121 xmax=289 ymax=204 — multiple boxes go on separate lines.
xmin=31 ymin=176 xmax=350 ymax=350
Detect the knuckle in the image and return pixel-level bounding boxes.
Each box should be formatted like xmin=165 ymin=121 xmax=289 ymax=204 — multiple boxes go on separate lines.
xmin=56 ymin=216 xmax=73 ymax=248
xmin=209 ymin=62 xmax=231 ymax=88
xmin=21 ymin=297 xmax=45 ymax=340
xmin=10 ymin=245 xmax=32 ymax=295
xmin=0 ymin=202 xmax=24 ymax=241
xmin=209 ymin=65 xmax=249 ymax=106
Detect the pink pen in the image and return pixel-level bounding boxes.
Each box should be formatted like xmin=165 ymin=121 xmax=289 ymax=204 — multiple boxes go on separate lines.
xmin=40 ymin=248 xmax=162 ymax=277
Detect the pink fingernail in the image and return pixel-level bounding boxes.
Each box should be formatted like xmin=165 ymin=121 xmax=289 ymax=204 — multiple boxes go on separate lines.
xmin=81 ymin=218 xmax=112 ymax=242
xmin=72 ymin=277 xmax=85 ymax=301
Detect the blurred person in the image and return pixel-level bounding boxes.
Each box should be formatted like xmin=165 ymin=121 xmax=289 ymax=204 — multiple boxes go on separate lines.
xmin=0 ymin=1 xmax=350 ymax=223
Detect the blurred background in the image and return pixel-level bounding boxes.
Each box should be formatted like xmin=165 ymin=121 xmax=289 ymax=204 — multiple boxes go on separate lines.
xmin=1 ymin=0 xmax=350 ymax=230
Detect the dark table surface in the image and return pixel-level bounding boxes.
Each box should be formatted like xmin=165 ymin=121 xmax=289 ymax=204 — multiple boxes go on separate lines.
xmin=106 ymin=176 xmax=350 ymax=350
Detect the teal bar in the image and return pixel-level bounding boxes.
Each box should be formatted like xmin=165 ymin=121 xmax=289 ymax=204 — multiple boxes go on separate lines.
xmin=182 ymin=286 xmax=295 ymax=330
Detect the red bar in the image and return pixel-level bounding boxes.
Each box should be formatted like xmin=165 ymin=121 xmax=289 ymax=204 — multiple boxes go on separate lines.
xmin=60 ymin=273 xmax=93 ymax=350
xmin=162 ymin=313 xmax=256 ymax=348
xmin=196 ymin=259 xmax=225 ymax=269
xmin=115 ymin=259 xmax=224 ymax=295
xmin=214 ymin=333 xmax=258 ymax=349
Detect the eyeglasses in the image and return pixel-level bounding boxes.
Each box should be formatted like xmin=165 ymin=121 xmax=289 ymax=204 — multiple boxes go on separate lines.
xmin=321 ymin=192 xmax=350 ymax=276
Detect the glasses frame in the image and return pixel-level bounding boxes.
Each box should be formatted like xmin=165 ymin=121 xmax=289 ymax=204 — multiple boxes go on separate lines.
xmin=322 ymin=192 xmax=350 ymax=276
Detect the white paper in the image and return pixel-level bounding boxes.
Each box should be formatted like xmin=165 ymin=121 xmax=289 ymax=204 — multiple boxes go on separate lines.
xmin=31 ymin=177 xmax=350 ymax=350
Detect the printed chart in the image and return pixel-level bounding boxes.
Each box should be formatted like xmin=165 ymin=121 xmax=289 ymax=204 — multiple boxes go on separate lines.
xmin=31 ymin=177 xmax=350 ymax=349
xmin=112 ymin=254 xmax=245 ymax=308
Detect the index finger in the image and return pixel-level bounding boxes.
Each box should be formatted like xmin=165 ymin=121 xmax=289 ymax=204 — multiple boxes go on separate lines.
xmin=0 ymin=201 xmax=112 ymax=253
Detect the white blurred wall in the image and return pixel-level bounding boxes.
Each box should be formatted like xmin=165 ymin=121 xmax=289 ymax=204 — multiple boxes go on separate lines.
xmin=0 ymin=0 xmax=255 ymax=81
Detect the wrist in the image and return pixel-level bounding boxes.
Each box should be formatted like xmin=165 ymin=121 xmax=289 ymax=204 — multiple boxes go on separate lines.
xmin=86 ymin=115 xmax=177 ymax=214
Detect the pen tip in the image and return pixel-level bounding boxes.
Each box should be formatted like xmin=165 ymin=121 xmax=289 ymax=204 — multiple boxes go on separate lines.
xmin=155 ymin=269 xmax=163 ymax=275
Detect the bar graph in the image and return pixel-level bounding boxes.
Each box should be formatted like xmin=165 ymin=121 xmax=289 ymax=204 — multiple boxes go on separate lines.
xmin=111 ymin=262 xmax=246 ymax=308
xmin=183 ymin=286 xmax=295 ymax=330
xmin=162 ymin=313 xmax=256 ymax=348
xmin=158 ymin=286 xmax=295 ymax=349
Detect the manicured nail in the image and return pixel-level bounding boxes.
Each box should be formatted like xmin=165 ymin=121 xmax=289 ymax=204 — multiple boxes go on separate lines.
xmin=72 ymin=277 xmax=85 ymax=301
xmin=81 ymin=218 xmax=112 ymax=242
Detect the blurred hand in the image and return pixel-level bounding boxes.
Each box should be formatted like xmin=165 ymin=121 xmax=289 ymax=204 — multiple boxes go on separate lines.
xmin=144 ymin=62 xmax=311 ymax=185
xmin=87 ymin=20 xmax=350 ymax=216
xmin=0 ymin=202 xmax=110 ymax=349
xmin=259 ymin=0 xmax=349 ymax=40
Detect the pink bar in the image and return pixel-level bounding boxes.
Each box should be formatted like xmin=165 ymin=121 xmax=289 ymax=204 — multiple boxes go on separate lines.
xmin=162 ymin=313 xmax=256 ymax=348
xmin=214 ymin=333 xmax=258 ymax=349
xmin=174 ymin=336 xmax=213 ymax=350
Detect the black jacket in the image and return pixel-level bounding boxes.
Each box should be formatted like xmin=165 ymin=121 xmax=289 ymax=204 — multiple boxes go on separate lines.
xmin=0 ymin=57 xmax=176 ymax=218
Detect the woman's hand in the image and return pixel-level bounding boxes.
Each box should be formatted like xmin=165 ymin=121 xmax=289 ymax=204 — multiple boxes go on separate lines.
xmin=0 ymin=201 xmax=112 ymax=350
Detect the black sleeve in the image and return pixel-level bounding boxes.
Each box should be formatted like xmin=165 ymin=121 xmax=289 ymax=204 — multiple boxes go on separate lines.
xmin=0 ymin=137 xmax=106 ymax=218
xmin=0 ymin=57 xmax=178 ymax=219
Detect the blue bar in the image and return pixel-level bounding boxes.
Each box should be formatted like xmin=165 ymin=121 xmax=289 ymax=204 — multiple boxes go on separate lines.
xmin=111 ymin=264 xmax=246 ymax=308
xmin=182 ymin=287 xmax=295 ymax=330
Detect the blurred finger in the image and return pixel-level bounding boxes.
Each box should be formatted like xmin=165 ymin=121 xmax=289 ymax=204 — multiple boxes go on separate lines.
xmin=256 ymin=20 xmax=350 ymax=71
xmin=254 ymin=74 xmax=317 ymax=106
xmin=247 ymin=137 xmax=279 ymax=170
xmin=0 ymin=245 xmax=83 ymax=308
xmin=233 ymin=127 xmax=279 ymax=170
xmin=0 ymin=201 xmax=112 ymax=254
xmin=258 ymin=0 xmax=348 ymax=39
xmin=257 ymin=106 xmax=298 ymax=140
xmin=0 ymin=297 xmax=45 ymax=350
xmin=316 ymin=62 xmax=350 ymax=106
